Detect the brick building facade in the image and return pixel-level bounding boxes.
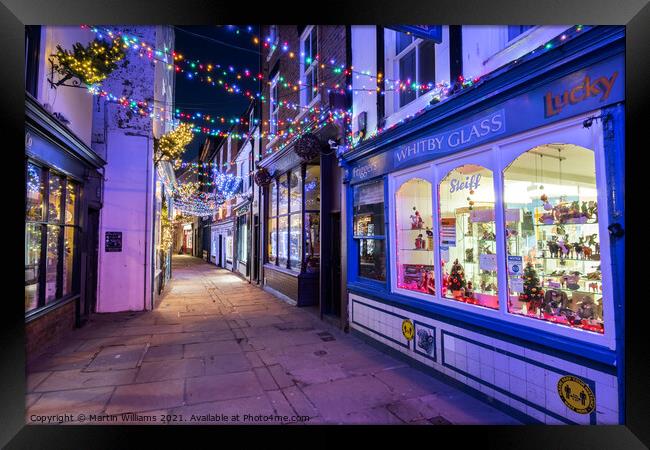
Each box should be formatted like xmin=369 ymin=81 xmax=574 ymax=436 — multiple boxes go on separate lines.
xmin=257 ymin=25 xmax=350 ymax=325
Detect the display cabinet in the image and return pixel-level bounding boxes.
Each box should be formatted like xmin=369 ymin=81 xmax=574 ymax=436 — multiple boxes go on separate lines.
xmin=393 ymin=170 xmax=435 ymax=296
xmin=504 ymin=144 xmax=605 ymax=334
xmin=438 ymin=163 xmax=499 ymax=309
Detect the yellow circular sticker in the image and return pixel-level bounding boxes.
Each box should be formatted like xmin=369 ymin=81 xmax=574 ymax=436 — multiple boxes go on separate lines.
xmin=557 ymin=375 xmax=595 ymax=414
xmin=402 ymin=319 xmax=414 ymax=341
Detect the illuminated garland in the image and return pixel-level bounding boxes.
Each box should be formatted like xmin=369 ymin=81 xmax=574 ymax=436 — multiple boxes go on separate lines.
xmin=155 ymin=123 xmax=195 ymax=163
xmin=159 ymin=202 xmax=174 ymax=251
xmin=27 ymin=165 xmax=41 ymax=193
xmin=214 ymin=172 xmax=243 ymax=204
xmin=53 ymin=38 xmax=126 ymax=86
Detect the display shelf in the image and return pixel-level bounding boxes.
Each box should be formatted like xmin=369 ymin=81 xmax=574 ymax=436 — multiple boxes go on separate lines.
xmin=539 ymin=257 xmax=601 ymax=262
xmin=400 ymin=248 xmax=432 ymax=252
xmin=535 ymin=221 xmax=598 ymax=226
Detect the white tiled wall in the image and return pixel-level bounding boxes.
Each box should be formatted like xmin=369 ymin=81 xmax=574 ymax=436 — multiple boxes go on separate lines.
xmin=349 ymin=293 xmax=620 ymax=425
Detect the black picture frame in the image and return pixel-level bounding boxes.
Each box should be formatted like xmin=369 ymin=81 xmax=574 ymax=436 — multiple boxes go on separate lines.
xmin=2 ymin=0 xmax=646 ymax=447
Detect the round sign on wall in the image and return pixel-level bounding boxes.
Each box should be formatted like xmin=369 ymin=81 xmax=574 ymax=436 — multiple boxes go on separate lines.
xmin=402 ymin=319 xmax=414 ymax=341
xmin=557 ymin=375 xmax=595 ymax=414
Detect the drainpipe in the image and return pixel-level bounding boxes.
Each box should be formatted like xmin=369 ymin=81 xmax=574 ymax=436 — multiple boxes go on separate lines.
xmin=144 ymin=135 xmax=151 ymax=311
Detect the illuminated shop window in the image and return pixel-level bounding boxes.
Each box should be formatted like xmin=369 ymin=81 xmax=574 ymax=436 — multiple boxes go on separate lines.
xmin=354 ymin=179 xmax=386 ymax=281
xmin=26 ymin=163 xmax=44 ymax=221
xmin=267 ymin=179 xmax=278 ymax=263
xmin=395 ymin=175 xmax=435 ymax=295
xmin=503 ymin=144 xmax=604 ymax=334
xmin=25 ymin=223 xmax=41 ymax=312
xmin=278 ymin=215 xmax=288 ymax=266
xmin=304 ymin=165 xmax=320 ymax=269
xmin=438 ymin=164 xmax=499 ymax=309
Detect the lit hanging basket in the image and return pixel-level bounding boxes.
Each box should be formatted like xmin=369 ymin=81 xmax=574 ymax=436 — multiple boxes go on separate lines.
xmin=254 ymin=167 xmax=272 ymax=187
xmin=294 ymin=133 xmax=323 ymax=162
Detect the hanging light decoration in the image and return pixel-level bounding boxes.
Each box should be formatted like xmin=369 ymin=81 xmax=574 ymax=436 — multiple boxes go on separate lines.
xmin=294 ymin=132 xmax=323 ymax=161
xmin=214 ymin=172 xmax=243 ymax=202
xmin=253 ymin=167 xmax=272 ymax=187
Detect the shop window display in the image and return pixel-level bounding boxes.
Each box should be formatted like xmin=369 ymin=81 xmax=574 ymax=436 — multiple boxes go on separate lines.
xmin=48 ymin=174 xmax=63 ymax=222
xmin=504 ymin=145 xmax=604 ymax=333
xmin=26 ymin=163 xmax=44 ymax=221
xmin=25 ymin=223 xmax=41 ymax=312
xmin=438 ymin=165 xmax=499 ymax=309
xmin=26 ymin=164 xmax=81 ymax=312
xmin=395 ymin=176 xmax=435 ymax=295
xmin=45 ymin=225 xmax=60 ymax=303
xmin=289 ymin=214 xmax=302 ymax=268
xmin=354 ymin=179 xmax=386 ymax=281
xmin=278 ymin=215 xmax=288 ymax=266
xmin=305 ymin=165 xmax=320 ymax=210
xmin=62 ymin=226 xmax=75 ymax=295
xmin=267 ymin=180 xmax=278 ymax=263
xmin=305 ymin=212 xmax=320 ymax=271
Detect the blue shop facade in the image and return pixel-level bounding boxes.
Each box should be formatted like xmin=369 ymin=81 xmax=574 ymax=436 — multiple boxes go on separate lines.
xmin=340 ymin=26 xmax=624 ymax=424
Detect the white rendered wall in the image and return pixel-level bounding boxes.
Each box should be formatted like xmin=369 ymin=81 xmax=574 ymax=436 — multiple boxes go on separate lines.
xmin=462 ymin=26 xmax=573 ymax=77
xmin=37 ymin=26 xmax=95 ymax=147
xmin=93 ymin=26 xmax=171 ymax=312
xmin=97 ymin=132 xmax=154 ymax=312
xmin=351 ymin=25 xmax=378 ymax=139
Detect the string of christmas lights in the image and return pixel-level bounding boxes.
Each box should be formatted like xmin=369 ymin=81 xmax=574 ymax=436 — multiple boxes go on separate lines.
xmin=82 ymin=25 xmax=588 ymax=161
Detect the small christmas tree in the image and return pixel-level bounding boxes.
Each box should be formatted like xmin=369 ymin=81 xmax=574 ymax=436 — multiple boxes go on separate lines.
xmin=448 ymin=259 xmax=466 ymax=295
xmin=519 ymin=262 xmax=544 ymax=313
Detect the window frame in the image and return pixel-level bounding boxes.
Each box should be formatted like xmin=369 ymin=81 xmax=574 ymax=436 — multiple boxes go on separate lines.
xmin=352 ymin=178 xmax=387 ymax=283
xmin=25 ymin=160 xmax=80 ymax=318
xmin=390 ymin=31 xmax=437 ymax=110
xmin=299 ymin=26 xmax=320 ymax=108
xmin=373 ymin=112 xmax=615 ymax=349
xmin=266 ymin=25 xmax=279 ymax=61
xmin=266 ymin=164 xmax=310 ymax=272
xmin=269 ymin=73 xmax=280 ymax=136
xmin=388 ymin=164 xmax=437 ymax=303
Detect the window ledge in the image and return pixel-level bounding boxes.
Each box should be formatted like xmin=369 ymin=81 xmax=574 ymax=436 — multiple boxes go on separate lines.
xmin=296 ymin=94 xmax=322 ymax=122
xmin=264 ymin=263 xmax=300 ymax=277
xmin=25 ymin=294 xmax=79 ymax=323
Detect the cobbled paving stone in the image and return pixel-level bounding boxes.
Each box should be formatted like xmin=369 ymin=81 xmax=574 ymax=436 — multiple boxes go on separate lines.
xmin=25 ymin=255 xmax=520 ymax=425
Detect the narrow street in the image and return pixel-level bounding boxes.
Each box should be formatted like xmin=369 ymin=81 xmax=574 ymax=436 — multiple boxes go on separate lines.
xmin=26 ymin=255 xmax=519 ymax=425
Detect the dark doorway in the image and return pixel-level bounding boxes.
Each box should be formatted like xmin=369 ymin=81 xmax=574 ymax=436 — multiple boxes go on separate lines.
xmin=79 ymin=208 xmax=99 ymax=325
xmin=252 ymin=214 xmax=259 ymax=283
xmin=325 ymin=212 xmax=342 ymax=317
xmin=218 ymin=235 xmax=223 ymax=267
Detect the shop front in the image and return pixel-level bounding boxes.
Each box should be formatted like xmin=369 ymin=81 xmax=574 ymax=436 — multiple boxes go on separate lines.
xmin=25 ymin=95 xmax=105 ymax=357
xmin=235 ymin=203 xmax=251 ymax=279
xmin=259 ymin=147 xmax=321 ymax=306
xmin=211 ymin=220 xmax=234 ymax=270
xmin=341 ymin=27 xmax=624 ymax=425
xmin=182 ymin=224 xmax=193 ymax=255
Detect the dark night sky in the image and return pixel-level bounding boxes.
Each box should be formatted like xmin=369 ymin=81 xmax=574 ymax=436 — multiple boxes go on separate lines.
xmin=173 ymin=26 xmax=260 ymax=161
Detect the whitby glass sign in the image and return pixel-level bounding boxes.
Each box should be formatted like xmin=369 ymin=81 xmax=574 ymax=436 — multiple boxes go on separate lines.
xmin=393 ymin=109 xmax=505 ymax=168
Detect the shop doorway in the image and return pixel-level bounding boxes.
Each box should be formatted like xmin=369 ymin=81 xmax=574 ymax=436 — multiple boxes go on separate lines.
xmin=252 ymin=214 xmax=260 ymax=283
xmin=79 ymin=208 xmax=99 ymax=325
xmin=324 ymin=212 xmax=342 ymax=317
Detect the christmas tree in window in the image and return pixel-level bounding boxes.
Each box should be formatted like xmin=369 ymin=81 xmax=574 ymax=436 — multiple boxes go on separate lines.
xmin=448 ymin=259 xmax=466 ymax=299
xmin=519 ymin=262 xmax=544 ymax=314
